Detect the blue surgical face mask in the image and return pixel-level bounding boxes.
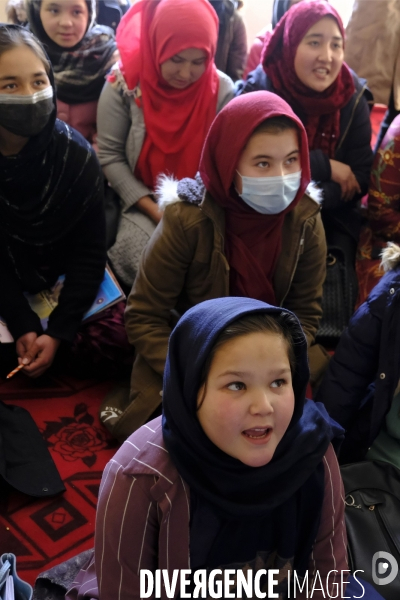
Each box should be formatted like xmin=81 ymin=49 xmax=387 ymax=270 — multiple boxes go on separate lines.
xmin=237 ymin=170 xmax=302 ymax=215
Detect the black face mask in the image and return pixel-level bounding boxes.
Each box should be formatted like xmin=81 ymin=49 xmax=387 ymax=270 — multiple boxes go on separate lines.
xmin=0 ymin=86 xmax=54 ymax=137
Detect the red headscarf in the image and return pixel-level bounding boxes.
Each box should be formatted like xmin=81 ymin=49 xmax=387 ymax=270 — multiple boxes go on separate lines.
xmin=116 ymin=0 xmax=220 ymax=188
xmin=199 ymin=91 xmax=310 ymax=304
xmin=262 ymin=0 xmax=355 ymax=158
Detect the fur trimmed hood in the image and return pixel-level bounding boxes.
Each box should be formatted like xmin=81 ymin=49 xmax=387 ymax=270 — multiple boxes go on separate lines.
xmin=156 ymin=174 xmax=323 ymax=212
xmin=381 ymin=242 xmax=400 ymax=273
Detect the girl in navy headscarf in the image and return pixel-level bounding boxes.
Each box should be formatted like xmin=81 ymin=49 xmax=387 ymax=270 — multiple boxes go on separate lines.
xmin=64 ymin=296 xmax=383 ymax=600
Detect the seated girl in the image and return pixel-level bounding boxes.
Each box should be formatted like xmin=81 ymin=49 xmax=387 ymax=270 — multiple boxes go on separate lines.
xmin=101 ymin=91 xmax=328 ymax=440
xmin=237 ymin=0 xmax=373 ymax=262
xmin=25 ymin=0 xmax=117 ymax=143
xmin=96 ymin=0 xmax=235 ymax=288
xmin=356 ymin=114 xmax=400 ymax=305
xmin=316 ymin=242 xmax=400 ymax=467
xmin=0 ymin=25 xmax=131 ymax=380
xmin=68 ymin=296 xmax=349 ymax=600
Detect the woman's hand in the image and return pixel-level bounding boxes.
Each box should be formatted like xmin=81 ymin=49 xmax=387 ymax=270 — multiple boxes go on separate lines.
xmin=16 ymin=331 xmax=38 ymax=362
xmin=136 ymin=195 xmax=162 ymax=224
xmin=329 ymin=159 xmax=361 ymax=202
xmin=17 ymin=334 xmax=61 ymax=378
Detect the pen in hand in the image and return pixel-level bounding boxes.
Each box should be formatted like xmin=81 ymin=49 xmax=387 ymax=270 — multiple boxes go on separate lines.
xmin=6 ymin=363 xmax=26 ymax=379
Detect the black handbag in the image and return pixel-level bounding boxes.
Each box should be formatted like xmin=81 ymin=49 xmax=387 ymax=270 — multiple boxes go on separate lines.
xmin=341 ymin=460 xmax=400 ymax=600
xmin=316 ymin=244 xmax=358 ymax=343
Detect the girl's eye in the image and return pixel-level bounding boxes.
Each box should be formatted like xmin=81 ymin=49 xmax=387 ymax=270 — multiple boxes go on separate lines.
xmin=193 ymin=59 xmax=206 ymax=66
xmin=3 ymin=83 xmax=17 ymax=90
xmin=271 ymin=379 xmax=286 ymax=388
xmin=73 ymin=9 xmax=83 ymax=15
xmin=34 ymin=79 xmax=47 ymax=86
xmin=171 ymin=56 xmax=184 ymax=64
xmin=309 ymin=41 xmax=319 ymax=47
xmin=256 ymin=161 xmax=269 ymax=168
xmin=49 ymin=8 xmax=59 ymax=14
xmin=285 ymin=156 xmax=298 ymax=166
xmin=227 ymin=382 xmax=246 ymax=392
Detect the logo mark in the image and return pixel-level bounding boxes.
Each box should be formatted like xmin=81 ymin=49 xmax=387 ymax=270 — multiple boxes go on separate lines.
xmin=372 ymin=552 xmax=399 ymax=586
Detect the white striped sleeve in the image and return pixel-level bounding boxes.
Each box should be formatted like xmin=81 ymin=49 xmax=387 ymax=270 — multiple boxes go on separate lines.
xmin=94 ymin=460 xmax=159 ymax=600
xmin=300 ymin=445 xmax=348 ymax=600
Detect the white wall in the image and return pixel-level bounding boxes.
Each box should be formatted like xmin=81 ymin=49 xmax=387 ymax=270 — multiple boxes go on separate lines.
xmin=0 ymin=0 xmax=7 ymax=21
xmin=241 ymin=0 xmax=356 ymax=47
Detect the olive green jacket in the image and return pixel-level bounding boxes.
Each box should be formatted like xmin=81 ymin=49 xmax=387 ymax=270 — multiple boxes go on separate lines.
xmin=106 ymin=182 xmax=327 ymax=440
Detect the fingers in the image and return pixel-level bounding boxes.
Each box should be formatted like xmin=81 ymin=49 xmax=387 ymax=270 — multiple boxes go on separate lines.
xmin=22 ymin=353 xmax=49 ymax=378
xmin=20 ymin=341 xmax=41 ymax=368
xmin=23 ymin=361 xmax=48 ymax=378
xmin=16 ymin=332 xmax=38 ymax=359
xmin=342 ymin=175 xmax=361 ymax=202
xmin=339 ymin=178 xmax=351 ymax=201
xmin=21 ymin=336 xmax=59 ymax=378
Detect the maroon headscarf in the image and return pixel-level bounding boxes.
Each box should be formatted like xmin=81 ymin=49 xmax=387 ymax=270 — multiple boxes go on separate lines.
xmin=199 ymin=91 xmax=310 ymax=304
xmin=262 ymin=0 xmax=355 ymax=158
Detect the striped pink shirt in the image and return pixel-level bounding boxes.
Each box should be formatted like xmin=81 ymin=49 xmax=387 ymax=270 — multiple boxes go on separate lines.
xmin=66 ymin=416 xmax=348 ymax=600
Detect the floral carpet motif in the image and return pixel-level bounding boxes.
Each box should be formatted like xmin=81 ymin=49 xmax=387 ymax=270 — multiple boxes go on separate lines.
xmin=0 ymin=381 xmax=118 ymax=586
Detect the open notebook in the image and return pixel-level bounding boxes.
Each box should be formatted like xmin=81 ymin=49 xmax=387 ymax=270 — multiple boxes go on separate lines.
xmin=0 ymin=265 xmax=125 ymax=344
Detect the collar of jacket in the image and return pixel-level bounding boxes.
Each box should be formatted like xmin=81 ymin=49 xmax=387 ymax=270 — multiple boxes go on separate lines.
xmin=200 ymin=188 xmax=322 ymax=309
xmin=157 ymin=174 xmax=322 ymax=308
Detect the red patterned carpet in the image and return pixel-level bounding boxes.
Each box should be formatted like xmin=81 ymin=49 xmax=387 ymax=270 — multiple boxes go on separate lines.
xmin=0 ymin=378 xmax=119 ymax=587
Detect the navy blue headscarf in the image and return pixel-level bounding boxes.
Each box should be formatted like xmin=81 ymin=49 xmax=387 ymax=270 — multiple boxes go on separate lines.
xmin=162 ymin=298 xmax=343 ymax=572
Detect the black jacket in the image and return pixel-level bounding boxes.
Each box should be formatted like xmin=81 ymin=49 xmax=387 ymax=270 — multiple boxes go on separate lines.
xmin=235 ymin=67 xmax=374 ymax=236
xmin=209 ymin=0 xmax=247 ymax=81
xmin=96 ymin=0 xmax=130 ymax=33
xmin=0 ymin=202 xmax=106 ymax=344
xmin=315 ymin=266 xmax=400 ymax=463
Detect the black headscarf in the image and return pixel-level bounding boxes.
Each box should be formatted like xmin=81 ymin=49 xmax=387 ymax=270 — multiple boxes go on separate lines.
xmin=272 ymin=0 xmax=292 ymax=28
xmin=0 ymin=24 xmax=103 ymax=245
xmin=26 ymin=0 xmax=116 ymax=104
xmin=162 ymin=297 xmax=343 ymax=573
xmin=208 ymin=0 xmax=225 ymax=19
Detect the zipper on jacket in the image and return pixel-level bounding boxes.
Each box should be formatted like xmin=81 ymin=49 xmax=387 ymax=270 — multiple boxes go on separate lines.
xmin=336 ymin=82 xmax=368 ymax=152
xmin=280 ymin=221 xmax=306 ymax=306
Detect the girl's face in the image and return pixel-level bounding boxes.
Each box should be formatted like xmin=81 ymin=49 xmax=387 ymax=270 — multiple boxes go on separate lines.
xmin=160 ymin=48 xmax=207 ymax=89
xmin=197 ymin=332 xmax=295 ymax=467
xmin=294 ymin=16 xmax=344 ymax=93
xmin=0 ymin=45 xmax=50 ymax=96
xmin=40 ymin=0 xmax=89 ymax=48
xmin=233 ymin=128 xmax=300 ymax=193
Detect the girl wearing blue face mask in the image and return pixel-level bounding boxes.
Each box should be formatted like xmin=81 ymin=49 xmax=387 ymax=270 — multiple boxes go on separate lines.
xmin=100 ymin=91 xmax=328 ymax=441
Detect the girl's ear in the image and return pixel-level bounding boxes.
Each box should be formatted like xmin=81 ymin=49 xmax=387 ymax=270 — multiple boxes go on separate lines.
xmin=197 ymin=383 xmax=206 ymax=411
xmin=233 ymin=169 xmax=242 ymax=194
